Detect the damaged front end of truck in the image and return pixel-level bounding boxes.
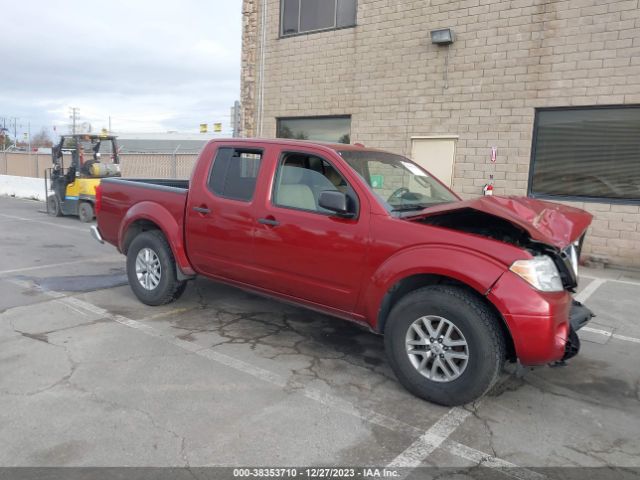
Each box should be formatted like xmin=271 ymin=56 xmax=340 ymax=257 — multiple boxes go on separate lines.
xmin=407 ymin=195 xmax=595 ymax=364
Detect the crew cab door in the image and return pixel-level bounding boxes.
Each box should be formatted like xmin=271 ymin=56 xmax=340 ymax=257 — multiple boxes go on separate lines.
xmin=185 ymin=144 xmax=268 ymax=283
xmin=251 ymin=146 xmax=370 ymax=313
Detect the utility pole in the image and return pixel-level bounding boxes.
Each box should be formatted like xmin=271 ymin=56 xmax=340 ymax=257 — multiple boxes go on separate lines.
xmin=0 ymin=117 xmax=6 ymax=152
xmin=69 ymin=107 xmax=80 ymax=134
xmin=108 ymin=116 xmax=112 ymax=133
xmin=230 ymin=101 xmax=241 ymax=138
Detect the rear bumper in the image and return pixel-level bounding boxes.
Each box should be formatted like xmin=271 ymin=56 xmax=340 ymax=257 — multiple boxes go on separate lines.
xmin=488 ymin=272 xmax=593 ymax=366
xmin=90 ymin=225 xmax=104 ymax=244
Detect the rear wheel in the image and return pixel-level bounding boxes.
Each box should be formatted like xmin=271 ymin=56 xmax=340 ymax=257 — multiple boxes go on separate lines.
xmin=47 ymin=195 xmax=62 ymax=217
xmin=126 ymin=230 xmax=187 ymax=306
xmin=78 ymin=201 xmax=94 ymax=223
xmin=385 ymin=285 xmax=506 ymax=406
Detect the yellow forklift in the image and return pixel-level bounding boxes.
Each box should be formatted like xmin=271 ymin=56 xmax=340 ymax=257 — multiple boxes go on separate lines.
xmin=46 ymin=134 xmax=121 ymax=222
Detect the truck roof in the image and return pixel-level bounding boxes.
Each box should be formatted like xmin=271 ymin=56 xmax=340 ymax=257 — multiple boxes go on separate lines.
xmin=206 ymin=138 xmax=383 ymax=153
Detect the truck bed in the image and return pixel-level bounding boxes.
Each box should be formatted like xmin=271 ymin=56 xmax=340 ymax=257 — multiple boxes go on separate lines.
xmin=97 ymin=177 xmax=189 ymax=249
xmin=103 ymin=178 xmax=189 ymax=192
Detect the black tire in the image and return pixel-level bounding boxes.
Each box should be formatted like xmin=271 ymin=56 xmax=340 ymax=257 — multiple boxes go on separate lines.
xmin=78 ymin=201 xmax=94 ymax=223
xmin=384 ymin=285 xmax=506 ymax=406
xmin=126 ymin=230 xmax=187 ymax=306
xmin=47 ymin=195 xmax=63 ymax=217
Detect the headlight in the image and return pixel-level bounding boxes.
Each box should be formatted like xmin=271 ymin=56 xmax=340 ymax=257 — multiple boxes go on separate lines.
xmin=510 ymin=256 xmax=563 ymax=292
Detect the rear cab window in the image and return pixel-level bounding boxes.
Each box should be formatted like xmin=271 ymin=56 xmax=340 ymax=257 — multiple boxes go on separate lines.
xmin=207 ymin=147 xmax=263 ymax=202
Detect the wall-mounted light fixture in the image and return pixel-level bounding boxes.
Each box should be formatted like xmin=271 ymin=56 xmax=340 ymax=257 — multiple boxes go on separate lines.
xmin=431 ymin=28 xmax=455 ymax=46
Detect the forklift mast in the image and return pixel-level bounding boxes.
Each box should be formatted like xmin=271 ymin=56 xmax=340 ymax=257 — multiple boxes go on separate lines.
xmin=51 ymin=134 xmax=119 ymax=176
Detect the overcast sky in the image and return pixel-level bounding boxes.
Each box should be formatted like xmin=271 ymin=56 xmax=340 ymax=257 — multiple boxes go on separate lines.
xmin=0 ymin=0 xmax=241 ymax=139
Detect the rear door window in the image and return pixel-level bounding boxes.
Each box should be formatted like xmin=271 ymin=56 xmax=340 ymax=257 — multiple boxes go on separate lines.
xmin=208 ymin=147 xmax=262 ymax=202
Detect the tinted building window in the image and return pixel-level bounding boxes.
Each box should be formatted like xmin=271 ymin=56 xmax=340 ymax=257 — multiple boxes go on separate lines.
xmin=208 ymin=147 xmax=262 ymax=202
xmin=529 ymin=106 xmax=640 ymax=202
xmin=281 ymin=0 xmax=299 ymax=35
xmin=281 ymin=0 xmax=357 ymax=36
xmin=337 ymin=0 xmax=357 ymax=27
xmin=300 ymin=0 xmax=334 ymax=31
xmin=277 ymin=116 xmax=351 ymax=144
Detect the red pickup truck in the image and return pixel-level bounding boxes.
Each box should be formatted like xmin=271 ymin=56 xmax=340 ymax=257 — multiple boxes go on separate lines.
xmin=92 ymin=139 xmax=594 ymax=406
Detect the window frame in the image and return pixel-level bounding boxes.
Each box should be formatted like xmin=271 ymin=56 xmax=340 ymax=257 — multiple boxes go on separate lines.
xmin=271 ymin=150 xmax=360 ymax=218
xmin=528 ymin=104 xmax=640 ymax=205
xmin=206 ymin=146 xmax=264 ymax=203
xmin=279 ymin=0 xmax=358 ymax=38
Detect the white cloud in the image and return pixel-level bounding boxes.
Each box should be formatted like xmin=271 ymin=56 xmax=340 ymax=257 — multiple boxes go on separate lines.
xmin=0 ymin=0 xmax=242 ymax=138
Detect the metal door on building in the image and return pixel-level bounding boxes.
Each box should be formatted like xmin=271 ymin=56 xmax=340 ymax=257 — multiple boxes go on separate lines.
xmin=411 ymin=136 xmax=457 ymax=188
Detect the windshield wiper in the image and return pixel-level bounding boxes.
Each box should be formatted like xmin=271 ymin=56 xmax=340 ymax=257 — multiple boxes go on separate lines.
xmin=391 ymin=201 xmax=452 ymax=213
xmin=391 ymin=204 xmax=428 ymax=212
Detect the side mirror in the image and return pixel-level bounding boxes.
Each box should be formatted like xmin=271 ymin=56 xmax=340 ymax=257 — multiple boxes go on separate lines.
xmin=318 ymin=191 xmax=353 ymax=217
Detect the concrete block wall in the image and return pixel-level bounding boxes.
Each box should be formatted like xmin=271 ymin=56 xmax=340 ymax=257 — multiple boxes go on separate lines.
xmin=241 ymin=0 xmax=640 ymax=268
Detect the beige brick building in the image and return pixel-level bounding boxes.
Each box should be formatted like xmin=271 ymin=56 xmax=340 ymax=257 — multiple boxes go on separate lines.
xmin=241 ymin=0 xmax=640 ymax=268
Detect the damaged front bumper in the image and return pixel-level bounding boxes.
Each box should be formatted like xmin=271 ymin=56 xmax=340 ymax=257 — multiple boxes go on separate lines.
xmin=569 ymin=300 xmax=594 ymax=332
xmin=561 ymin=300 xmax=595 ymax=362
xmin=488 ymin=270 xmax=595 ymax=366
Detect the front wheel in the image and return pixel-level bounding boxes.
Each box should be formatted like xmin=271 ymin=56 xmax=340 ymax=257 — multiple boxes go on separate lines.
xmin=126 ymin=230 xmax=187 ymax=306
xmin=47 ymin=195 xmax=63 ymax=217
xmin=385 ymin=285 xmax=506 ymax=406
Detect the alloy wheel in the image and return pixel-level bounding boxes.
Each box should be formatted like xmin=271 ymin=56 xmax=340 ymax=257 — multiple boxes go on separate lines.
xmin=405 ymin=315 xmax=469 ymax=382
xmin=135 ymin=247 xmax=161 ymax=290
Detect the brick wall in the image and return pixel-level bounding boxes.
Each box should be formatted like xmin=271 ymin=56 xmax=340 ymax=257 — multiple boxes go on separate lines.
xmin=241 ymin=0 xmax=258 ymax=137
xmin=241 ymin=0 xmax=640 ymax=268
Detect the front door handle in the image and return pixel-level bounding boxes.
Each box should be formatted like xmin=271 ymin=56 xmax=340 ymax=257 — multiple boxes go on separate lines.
xmin=192 ymin=206 xmax=211 ymax=214
xmin=258 ymin=217 xmax=280 ymax=227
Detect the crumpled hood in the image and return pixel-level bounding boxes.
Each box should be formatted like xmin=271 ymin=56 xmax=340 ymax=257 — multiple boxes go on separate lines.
xmin=409 ymin=196 xmax=593 ymax=249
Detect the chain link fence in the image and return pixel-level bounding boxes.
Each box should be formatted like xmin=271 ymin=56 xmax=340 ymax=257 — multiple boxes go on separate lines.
xmin=0 ymin=150 xmax=200 ymax=180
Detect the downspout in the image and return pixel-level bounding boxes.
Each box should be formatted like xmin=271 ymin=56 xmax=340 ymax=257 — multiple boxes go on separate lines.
xmin=257 ymin=0 xmax=267 ymax=137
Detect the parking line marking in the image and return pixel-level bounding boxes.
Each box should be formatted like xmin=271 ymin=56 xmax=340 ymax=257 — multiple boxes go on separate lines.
xmin=111 ymin=313 xmax=431 ymax=435
xmin=0 ymin=255 xmax=121 ymax=276
xmin=581 ymin=326 xmax=640 ymax=345
xmin=387 ymin=407 xmax=471 ymax=468
xmin=574 ymin=278 xmax=606 ymax=303
xmin=5 ymin=282 xmax=539 ymax=477
xmin=581 ymin=275 xmax=640 ymax=287
xmin=3 ymin=277 xmax=65 ymax=298
xmin=442 ymin=440 xmax=545 ymax=480
xmin=0 ymin=213 xmax=88 ymax=232
xmin=572 ymin=278 xmax=640 ymax=346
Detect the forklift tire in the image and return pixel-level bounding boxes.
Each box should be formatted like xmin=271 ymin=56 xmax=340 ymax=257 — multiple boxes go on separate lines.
xmin=78 ymin=201 xmax=94 ymax=223
xmin=47 ymin=195 xmax=63 ymax=217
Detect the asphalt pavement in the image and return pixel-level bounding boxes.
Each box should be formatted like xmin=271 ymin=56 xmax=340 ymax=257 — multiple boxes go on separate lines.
xmin=1 ymin=196 xmax=639 ymax=478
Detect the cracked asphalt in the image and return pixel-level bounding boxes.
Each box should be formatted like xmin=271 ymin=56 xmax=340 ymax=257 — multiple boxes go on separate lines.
xmin=1 ymin=196 xmax=639 ymax=475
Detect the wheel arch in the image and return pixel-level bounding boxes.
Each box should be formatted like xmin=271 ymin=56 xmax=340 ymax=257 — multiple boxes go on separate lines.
xmin=368 ymin=247 xmax=516 ymax=361
xmin=119 ymin=202 xmax=195 ymax=277
xmin=376 ymin=273 xmax=516 ymax=362
xmin=122 ymin=218 xmax=162 ymax=254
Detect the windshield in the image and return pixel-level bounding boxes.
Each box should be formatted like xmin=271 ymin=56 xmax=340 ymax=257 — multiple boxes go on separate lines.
xmin=338 ymin=150 xmax=458 ymax=212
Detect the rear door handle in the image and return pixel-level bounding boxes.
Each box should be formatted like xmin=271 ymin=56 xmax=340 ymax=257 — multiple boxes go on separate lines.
xmin=192 ymin=206 xmax=211 ymax=214
xmin=258 ymin=217 xmax=280 ymax=227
